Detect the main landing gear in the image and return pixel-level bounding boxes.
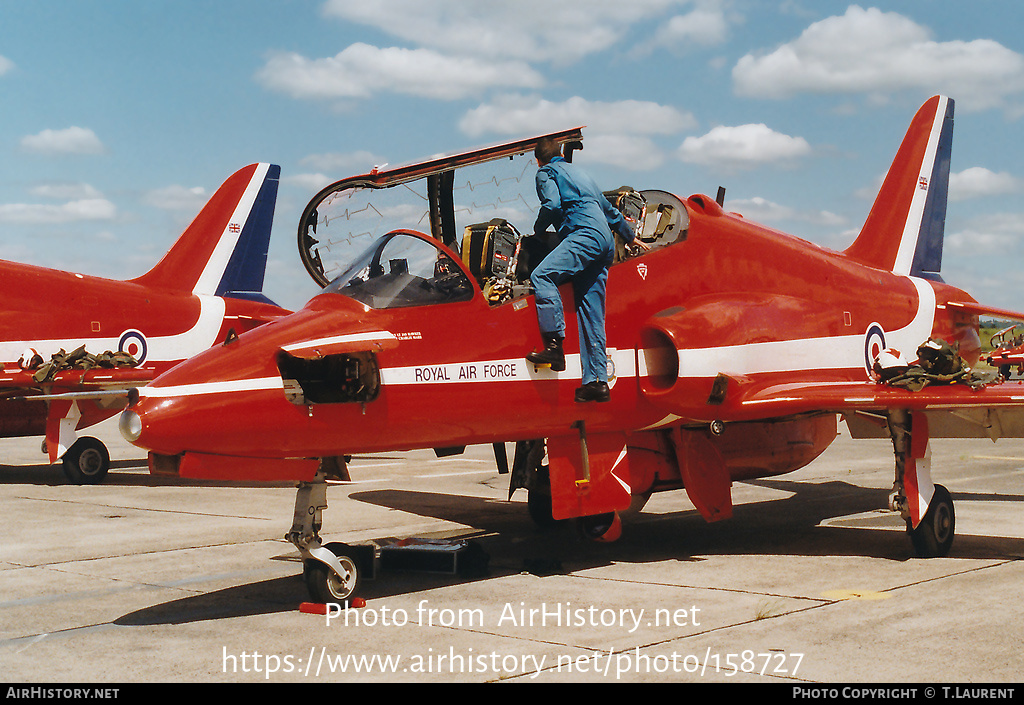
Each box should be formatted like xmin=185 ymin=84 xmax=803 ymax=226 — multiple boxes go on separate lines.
xmin=49 ymin=436 xmax=111 ymax=484
xmin=287 ymin=467 xmax=363 ymax=603
xmin=510 ymin=438 xmax=623 ymax=542
xmin=886 ymin=410 xmax=955 ymax=557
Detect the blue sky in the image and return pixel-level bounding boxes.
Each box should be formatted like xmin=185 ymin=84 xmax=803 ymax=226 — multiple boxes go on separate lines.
xmin=2 ymin=1 xmax=1023 ymax=312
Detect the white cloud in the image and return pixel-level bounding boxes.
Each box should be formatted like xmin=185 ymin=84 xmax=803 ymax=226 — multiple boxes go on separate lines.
xmin=651 ymin=6 xmax=731 ymax=51
xmin=143 ymin=185 xmax=209 ymax=212
xmin=460 ymin=94 xmax=696 ymax=138
xmin=0 ymin=199 xmax=116 ymax=224
xmin=29 ymin=183 xmax=103 ymax=200
xmin=949 ymin=167 xmax=1024 ymax=201
xmin=321 ymin=0 xmax=686 ymax=64
xmin=946 ymin=213 xmax=1024 ymax=255
xmin=459 ymin=94 xmax=696 ymax=170
xmin=284 ymin=173 xmax=334 ymax=193
xmin=678 ymin=123 xmax=811 ymax=169
xmin=256 ymin=44 xmax=543 ymax=101
xmin=728 ymin=196 xmax=846 ymax=227
xmin=0 ymin=55 xmax=13 ymax=76
xmin=733 ymin=6 xmax=1024 ymax=110
xmin=20 ymin=127 xmax=105 ymax=155
xmin=299 ymin=151 xmax=388 ymax=173
xmin=582 ymin=135 xmax=666 ymax=171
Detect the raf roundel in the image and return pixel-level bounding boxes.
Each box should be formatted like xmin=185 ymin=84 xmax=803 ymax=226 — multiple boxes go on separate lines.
xmin=119 ymin=329 xmax=148 ymax=365
xmin=864 ymin=323 xmax=886 ymax=378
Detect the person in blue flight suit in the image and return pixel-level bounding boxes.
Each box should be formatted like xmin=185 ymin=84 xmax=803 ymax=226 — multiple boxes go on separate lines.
xmin=526 ymin=138 xmax=649 ymax=402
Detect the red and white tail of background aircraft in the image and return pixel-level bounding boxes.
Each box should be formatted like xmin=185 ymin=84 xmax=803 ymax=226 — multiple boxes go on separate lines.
xmin=1 ymin=163 xmax=290 ymax=483
xmin=120 ymin=96 xmax=1024 ymax=603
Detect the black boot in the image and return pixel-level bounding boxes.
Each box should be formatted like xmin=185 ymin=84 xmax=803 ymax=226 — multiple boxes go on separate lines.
xmin=526 ymin=335 xmax=565 ymax=371
xmin=574 ymin=381 xmax=610 ymax=403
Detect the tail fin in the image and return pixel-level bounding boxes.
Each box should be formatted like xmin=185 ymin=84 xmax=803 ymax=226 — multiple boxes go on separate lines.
xmin=844 ymin=96 xmax=954 ymax=280
xmin=132 ymin=163 xmax=281 ymax=302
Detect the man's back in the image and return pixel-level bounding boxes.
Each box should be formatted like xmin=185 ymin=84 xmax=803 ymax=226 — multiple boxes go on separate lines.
xmin=537 ymin=157 xmax=629 ymax=241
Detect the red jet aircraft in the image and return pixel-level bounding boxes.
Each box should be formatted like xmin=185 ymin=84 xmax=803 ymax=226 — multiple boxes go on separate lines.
xmin=1 ymin=163 xmax=289 ymax=483
xmin=120 ymin=96 xmax=1024 ymax=603
xmin=984 ymin=324 xmax=1024 ymax=379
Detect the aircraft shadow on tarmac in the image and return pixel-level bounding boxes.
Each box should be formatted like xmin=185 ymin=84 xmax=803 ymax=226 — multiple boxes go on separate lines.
xmin=349 ymin=479 xmax=1024 ymax=566
xmin=0 ymin=460 xmax=297 ymax=488
xmin=114 ymin=478 xmax=1024 ymax=627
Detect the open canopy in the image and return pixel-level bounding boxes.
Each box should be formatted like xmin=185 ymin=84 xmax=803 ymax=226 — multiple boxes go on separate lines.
xmin=297 ymin=128 xmax=584 ymax=287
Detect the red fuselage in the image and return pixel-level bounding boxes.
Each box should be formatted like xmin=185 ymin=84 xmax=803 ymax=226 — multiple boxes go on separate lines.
xmin=126 ymin=193 xmax=979 ymax=478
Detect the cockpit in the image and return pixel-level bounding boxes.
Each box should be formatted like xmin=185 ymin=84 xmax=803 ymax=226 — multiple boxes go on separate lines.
xmin=298 ymin=128 xmax=689 ymax=309
xmin=322 ymin=230 xmax=473 ymax=309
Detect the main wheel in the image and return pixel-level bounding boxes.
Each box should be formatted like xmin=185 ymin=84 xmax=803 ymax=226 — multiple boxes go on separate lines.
xmin=303 ymin=542 xmax=361 ymax=603
xmin=579 ymin=511 xmax=622 ymax=542
xmin=61 ymin=437 xmax=110 ymax=485
xmin=908 ymin=484 xmax=955 ymax=557
xmin=527 ymin=466 xmax=565 ymax=528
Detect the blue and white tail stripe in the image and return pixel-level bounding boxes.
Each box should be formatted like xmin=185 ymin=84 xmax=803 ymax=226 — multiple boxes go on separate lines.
xmin=897 ymin=96 xmax=954 ymax=279
xmin=193 ymin=163 xmax=280 ymax=302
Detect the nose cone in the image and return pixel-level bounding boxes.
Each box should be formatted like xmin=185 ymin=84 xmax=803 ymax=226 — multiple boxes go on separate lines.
xmin=119 ymin=408 xmax=142 ymax=443
xmin=121 ymin=295 xmax=377 ymax=458
xmin=122 ymin=342 xmax=288 ymax=456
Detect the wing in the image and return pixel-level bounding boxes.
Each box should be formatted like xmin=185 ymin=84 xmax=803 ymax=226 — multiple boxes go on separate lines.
xmin=719 ymin=374 xmax=1024 ymax=440
xmin=0 ymin=365 xmax=155 ymax=399
xmin=0 ymin=365 xmax=156 ymax=462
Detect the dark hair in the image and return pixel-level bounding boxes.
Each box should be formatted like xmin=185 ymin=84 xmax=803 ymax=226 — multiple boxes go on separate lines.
xmin=534 ymin=138 xmax=562 ymax=165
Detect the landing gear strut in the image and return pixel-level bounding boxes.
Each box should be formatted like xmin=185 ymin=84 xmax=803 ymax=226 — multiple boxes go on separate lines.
xmin=886 ymin=410 xmax=955 ymax=557
xmin=507 ymin=439 xmax=567 ymax=528
xmin=287 ymin=468 xmax=362 ymax=602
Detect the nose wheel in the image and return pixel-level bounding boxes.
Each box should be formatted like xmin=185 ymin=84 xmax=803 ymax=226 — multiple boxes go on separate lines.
xmin=287 ymin=465 xmax=365 ymax=604
xmin=303 ymin=542 xmax=361 ymax=603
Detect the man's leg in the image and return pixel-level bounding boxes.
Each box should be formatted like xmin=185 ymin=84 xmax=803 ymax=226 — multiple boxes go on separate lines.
xmin=571 ymin=232 xmax=614 ymax=402
xmin=529 ymin=229 xmax=609 ymax=379
xmin=530 ymin=257 xmax=569 ymax=341
xmin=527 ymin=239 xmax=579 ymax=372
xmin=574 ymin=261 xmax=609 ymax=385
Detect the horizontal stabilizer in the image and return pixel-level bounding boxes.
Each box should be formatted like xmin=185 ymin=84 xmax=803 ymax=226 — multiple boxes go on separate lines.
xmin=944 ymin=300 xmax=1024 ymax=323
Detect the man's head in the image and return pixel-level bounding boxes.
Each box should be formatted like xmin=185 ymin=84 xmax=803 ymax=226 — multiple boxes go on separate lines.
xmin=535 ymin=138 xmax=562 ymax=166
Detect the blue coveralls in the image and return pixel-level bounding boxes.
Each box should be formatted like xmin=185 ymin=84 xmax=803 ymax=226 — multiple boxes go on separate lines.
xmin=530 ymin=156 xmax=636 ymax=385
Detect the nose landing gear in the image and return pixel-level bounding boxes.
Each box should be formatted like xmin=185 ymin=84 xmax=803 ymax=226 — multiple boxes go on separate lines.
xmin=287 ymin=467 xmax=362 ymax=603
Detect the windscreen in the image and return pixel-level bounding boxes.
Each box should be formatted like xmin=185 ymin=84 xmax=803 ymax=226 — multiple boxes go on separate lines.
xmin=323 ymin=232 xmax=473 ymax=309
xmin=301 ymin=153 xmax=541 ymax=286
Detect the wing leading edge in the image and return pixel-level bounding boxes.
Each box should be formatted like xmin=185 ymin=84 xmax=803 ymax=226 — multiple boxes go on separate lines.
xmin=717 ymin=374 xmax=1024 ymax=441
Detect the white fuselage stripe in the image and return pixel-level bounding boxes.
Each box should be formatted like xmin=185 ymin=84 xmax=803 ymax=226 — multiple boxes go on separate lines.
xmin=379 ymin=349 xmax=636 ymax=385
xmin=140 ymin=376 xmax=284 ymax=398
xmin=143 ymin=278 xmax=935 ymax=400
xmin=664 ymin=277 xmax=935 ymax=380
xmin=282 ymin=331 xmax=397 ymax=353
xmin=0 ymin=295 xmax=227 ymax=365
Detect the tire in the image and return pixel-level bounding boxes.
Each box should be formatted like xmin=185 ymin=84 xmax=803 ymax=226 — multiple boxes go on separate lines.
xmin=526 ymin=466 xmax=564 ymax=528
xmin=61 ymin=437 xmax=110 ymax=485
xmin=303 ymin=542 xmax=361 ymax=603
xmin=908 ymin=484 xmax=955 ymax=557
xmin=579 ymin=512 xmax=622 ymax=542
